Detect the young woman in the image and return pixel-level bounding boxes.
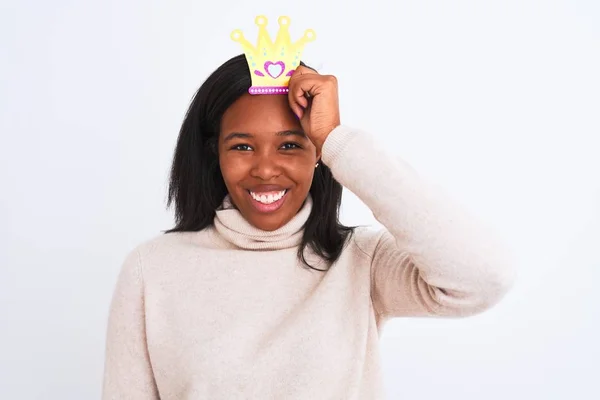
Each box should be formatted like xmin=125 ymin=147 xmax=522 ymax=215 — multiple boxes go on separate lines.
xmin=102 ymin=54 xmax=515 ymax=399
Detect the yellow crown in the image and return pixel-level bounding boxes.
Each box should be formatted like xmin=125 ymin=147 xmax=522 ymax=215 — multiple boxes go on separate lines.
xmin=231 ymin=15 xmax=316 ymax=95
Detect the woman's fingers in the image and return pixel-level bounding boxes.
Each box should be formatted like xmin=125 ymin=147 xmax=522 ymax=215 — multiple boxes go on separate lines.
xmin=286 ymin=65 xmax=341 ymax=150
xmin=288 ymin=66 xmax=318 ymax=118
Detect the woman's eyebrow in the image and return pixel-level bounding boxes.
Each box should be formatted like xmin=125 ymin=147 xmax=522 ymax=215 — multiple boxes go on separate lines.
xmin=223 ymin=132 xmax=253 ymax=143
xmin=223 ymin=130 xmax=307 ymax=143
xmin=276 ymin=130 xmax=307 ymax=139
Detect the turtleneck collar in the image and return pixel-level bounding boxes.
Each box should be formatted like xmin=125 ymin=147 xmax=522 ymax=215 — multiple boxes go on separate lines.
xmin=213 ymin=194 xmax=313 ymax=250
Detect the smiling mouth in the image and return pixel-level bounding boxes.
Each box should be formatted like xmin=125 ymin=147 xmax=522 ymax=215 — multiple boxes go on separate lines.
xmin=246 ymin=189 xmax=289 ymax=213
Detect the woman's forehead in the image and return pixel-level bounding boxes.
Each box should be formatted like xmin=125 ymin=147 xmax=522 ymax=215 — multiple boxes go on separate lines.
xmin=221 ymin=94 xmax=300 ymax=134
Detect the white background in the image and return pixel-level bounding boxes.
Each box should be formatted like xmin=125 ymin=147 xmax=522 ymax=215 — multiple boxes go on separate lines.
xmin=1 ymin=0 xmax=599 ymax=399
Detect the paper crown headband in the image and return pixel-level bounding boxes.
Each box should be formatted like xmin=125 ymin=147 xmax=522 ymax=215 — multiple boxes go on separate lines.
xmin=231 ymin=15 xmax=316 ymax=95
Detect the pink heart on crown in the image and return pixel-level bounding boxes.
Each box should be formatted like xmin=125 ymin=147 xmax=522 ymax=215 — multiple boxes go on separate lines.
xmin=264 ymin=61 xmax=285 ymax=79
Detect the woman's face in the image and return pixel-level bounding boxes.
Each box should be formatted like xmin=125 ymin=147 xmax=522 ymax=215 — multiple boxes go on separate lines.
xmin=218 ymin=93 xmax=319 ymax=231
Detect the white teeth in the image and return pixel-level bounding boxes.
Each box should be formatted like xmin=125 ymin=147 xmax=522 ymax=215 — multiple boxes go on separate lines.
xmin=250 ymin=190 xmax=286 ymax=204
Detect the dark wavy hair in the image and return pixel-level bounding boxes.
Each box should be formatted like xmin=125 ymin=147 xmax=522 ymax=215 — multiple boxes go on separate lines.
xmin=165 ymin=54 xmax=354 ymax=271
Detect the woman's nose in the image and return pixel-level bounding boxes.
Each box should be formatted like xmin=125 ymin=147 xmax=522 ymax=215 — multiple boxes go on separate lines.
xmin=250 ymin=153 xmax=282 ymax=180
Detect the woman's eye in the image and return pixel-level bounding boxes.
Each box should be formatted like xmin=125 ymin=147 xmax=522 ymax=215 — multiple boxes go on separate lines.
xmin=232 ymin=144 xmax=252 ymax=151
xmin=281 ymin=142 xmax=301 ymax=150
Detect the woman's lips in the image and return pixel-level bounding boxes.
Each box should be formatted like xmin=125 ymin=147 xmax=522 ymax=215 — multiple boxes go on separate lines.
xmin=247 ymin=189 xmax=289 ymax=213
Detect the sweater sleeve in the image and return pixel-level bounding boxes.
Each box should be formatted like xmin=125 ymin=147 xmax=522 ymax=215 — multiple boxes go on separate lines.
xmin=102 ymin=248 xmax=160 ymax=399
xmin=321 ymin=125 xmax=517 ymax=319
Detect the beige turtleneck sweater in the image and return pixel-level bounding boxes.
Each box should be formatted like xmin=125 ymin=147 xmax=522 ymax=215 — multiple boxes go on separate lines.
xmin=102 ymin=126 xmax=516 ymax=399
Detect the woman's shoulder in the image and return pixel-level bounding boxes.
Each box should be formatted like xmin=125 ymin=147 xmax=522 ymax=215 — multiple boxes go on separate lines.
xmin=127 ymin=227 xmax=220 ymax=262
xmin=347 ymin=224 xmax=388 ymax=259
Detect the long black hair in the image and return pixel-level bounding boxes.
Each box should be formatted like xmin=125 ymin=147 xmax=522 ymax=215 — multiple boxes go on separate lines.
xmin=165 ymin=54 xmax=354 ymax=271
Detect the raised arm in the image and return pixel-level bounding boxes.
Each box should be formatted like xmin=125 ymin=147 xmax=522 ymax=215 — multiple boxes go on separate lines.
xmin=321 ymin=126 xmax=516 ymax=319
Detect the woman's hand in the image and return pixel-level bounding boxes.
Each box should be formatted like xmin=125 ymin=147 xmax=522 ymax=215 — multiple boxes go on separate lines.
xmin=288 ymin=66 xmax=341 ymax=156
